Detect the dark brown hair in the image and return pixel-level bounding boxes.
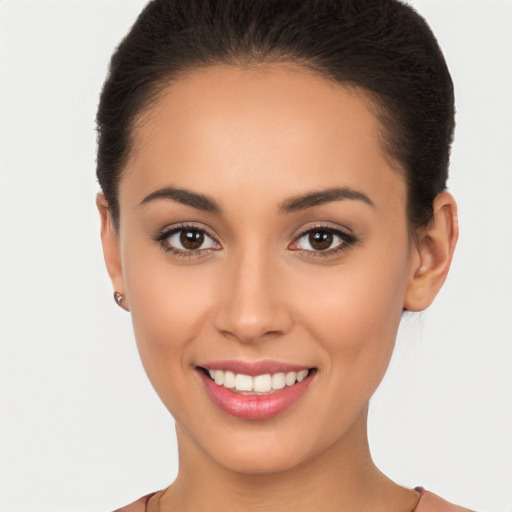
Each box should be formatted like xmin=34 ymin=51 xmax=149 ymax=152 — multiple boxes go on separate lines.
xmin=96 ymin=0 xmax=454 ymax=231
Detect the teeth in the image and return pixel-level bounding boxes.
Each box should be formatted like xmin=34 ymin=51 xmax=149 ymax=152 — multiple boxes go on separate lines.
xmin=271 ymin=372 xmax=286 ymax=390
xmin=223 ymin=370 xmax=236 ymax=389
xmin=284 ymin=371 xmax=297 ymax=386
xmin=234 ymin=373 xmax=253 ymax=391
xmin=205 ymin=368 xmax=310 ymax=393
xmin=253 ymin=374 xmax=272 ymax=392
xmin=296 ymin=370 xmax=308 ymax=382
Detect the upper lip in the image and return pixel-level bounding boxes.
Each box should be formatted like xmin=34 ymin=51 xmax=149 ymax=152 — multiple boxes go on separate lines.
xmin=196 ymin=359 xmax=312 ymax=376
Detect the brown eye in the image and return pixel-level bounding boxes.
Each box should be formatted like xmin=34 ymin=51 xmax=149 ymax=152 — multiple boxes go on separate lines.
xmin=309 ymin=230 xmax=333 ymax=251
xmin=290 ymin=226 xmax=356 ymax=255
xmin=180 ymin=229 xmax=204 ymax=250
xmin=161 ymin=226 xmax=220 ymax=253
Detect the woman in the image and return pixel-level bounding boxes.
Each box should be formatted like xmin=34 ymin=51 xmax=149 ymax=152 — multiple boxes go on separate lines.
xmin=95 ymin=0 xmax=469 ymax=510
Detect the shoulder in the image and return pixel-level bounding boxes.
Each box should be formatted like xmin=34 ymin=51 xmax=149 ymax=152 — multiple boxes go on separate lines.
xmin=415 ymin=489 xmax=475 ymax=512
xmin=113 ymin=492 xmax=156 ymax=512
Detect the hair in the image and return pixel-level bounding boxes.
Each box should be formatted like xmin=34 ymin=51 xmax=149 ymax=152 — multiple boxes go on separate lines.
xmin=96 ymin=0 xmax=455 ymax=232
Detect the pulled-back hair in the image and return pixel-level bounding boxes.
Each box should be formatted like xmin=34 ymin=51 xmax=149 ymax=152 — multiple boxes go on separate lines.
xmin=96 ymin=0 xmax=454 ymax=231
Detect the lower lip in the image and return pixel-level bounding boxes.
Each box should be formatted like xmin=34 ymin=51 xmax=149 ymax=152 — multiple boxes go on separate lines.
xmin=197 ymin=369 xmax=314 ymax=420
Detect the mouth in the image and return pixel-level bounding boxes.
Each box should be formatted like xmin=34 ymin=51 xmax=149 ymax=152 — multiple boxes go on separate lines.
xmin=195 ymin=362 xmax=317 ymax=420
xmin=200 ymin=367 xmax=311 ymax=394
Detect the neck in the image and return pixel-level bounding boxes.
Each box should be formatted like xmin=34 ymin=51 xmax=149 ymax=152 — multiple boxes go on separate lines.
xmin=156 ymin=406 xmax=418 ymax=512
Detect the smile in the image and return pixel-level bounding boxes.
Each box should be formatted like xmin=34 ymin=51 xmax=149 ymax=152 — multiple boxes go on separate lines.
xmin=196 ymin=362 xmax=316 ymax=420
xmin=206 ymin=368 xmax=310 ymax=394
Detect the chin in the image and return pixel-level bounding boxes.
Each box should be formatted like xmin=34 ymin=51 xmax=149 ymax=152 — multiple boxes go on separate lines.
xmin=208 ymin=439 xmax=312 ymax=475
xmin=175 ymin=412 xmax=322 ymax=475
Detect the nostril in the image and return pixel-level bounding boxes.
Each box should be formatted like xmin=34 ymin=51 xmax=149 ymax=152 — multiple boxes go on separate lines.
xmin=217 ymin=327 xmax=285 ymax=345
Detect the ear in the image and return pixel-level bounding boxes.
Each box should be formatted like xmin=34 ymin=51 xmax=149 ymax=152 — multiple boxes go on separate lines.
xmin=96 ymin=193 xmax=129 ymax=311
xmin=404 ymin=192 xmax=459 ymax=312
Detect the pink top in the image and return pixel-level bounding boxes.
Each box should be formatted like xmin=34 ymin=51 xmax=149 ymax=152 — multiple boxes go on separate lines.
xmin=114 ymin=487 xmax=475 ymax=511
xmin=412 ymin=487 xmax=474 ymax=512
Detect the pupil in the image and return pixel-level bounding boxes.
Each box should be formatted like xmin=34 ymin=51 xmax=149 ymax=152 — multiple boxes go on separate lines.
xmin=180 ymin=229 xmax=204 ymax=250
xmin=309 ymin=231 xmax=333 ymax=250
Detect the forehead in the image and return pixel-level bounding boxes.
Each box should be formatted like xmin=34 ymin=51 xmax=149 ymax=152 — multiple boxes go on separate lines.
xmin=122 ymin=63 xmax=405 ymax=210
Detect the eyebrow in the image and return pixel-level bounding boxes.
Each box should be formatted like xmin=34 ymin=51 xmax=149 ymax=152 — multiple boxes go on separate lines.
xmin=140 ymin=186 xmax=221 ymax=213
xmin=278 ymin=187 xmax=375 ymax=213
xmin=140 ymin=185 xmax=374 ymax=214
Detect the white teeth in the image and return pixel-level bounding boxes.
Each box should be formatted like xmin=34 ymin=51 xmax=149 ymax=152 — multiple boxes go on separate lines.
xmin=234 ymin=373 xmax=253 ymax=391
xmin=271 ymin=372 xmax=286 ymax=390
xmin=284 ymin=371 xmax=297 ymax=386
xmin=223 ymin=370 xmax=236 ymax=389
xmin=296 ymin=370 xmax=308 ymax=382
xmin=253 ymin=374 xmax=272 ymax=393
xmin=205 ymin=368 xmax=310 ymax=393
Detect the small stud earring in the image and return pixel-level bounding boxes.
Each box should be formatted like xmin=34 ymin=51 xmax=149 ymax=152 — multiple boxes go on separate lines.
xmin=113 ymin=291 xmax=126 ymax=310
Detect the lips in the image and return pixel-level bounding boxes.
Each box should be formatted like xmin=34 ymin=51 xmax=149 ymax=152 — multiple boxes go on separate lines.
xmin=196 ymin=360 xmax=316 ymax=420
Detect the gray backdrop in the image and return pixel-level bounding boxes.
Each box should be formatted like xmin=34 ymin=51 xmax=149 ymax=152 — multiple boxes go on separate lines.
xmin=1 ymin=1 xmax=511 ymax=511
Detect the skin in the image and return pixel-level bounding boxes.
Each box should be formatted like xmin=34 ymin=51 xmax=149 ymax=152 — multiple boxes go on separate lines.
xmin=98 ymin=64 xmax=458 ymax=512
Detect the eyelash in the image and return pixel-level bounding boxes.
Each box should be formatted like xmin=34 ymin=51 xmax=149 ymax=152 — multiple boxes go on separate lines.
xmin=291 ymin=224 xmax=358 ymax=258
xmin=154 ymin=223 xmax=358 ymax=259
xmin=154 ymin=223 xmax=220 ymax=259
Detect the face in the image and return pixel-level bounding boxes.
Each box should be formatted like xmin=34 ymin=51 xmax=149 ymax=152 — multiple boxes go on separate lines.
xmin=110 ymin=64 xmax=418 ymax=473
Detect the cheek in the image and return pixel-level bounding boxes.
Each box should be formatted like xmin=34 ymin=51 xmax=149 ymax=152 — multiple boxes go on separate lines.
xmin=282 ymin=254 xmax=410 ymax=446
xmin=120 ymin=242 xmax=217 ymax=407
xmin=296 ymin=246 xmax=410 ymax=389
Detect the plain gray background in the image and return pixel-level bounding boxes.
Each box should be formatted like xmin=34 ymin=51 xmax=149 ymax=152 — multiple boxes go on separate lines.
xmin=1 ymin=1 xmax=511 ymax=511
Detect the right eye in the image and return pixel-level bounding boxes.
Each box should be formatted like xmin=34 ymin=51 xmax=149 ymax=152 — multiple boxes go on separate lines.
xmin=157 ymin=225 xmax=221 ymax=256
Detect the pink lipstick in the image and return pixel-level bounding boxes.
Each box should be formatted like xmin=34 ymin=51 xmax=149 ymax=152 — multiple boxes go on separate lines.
xmin=196 ymin=360 xmax=315 ymax=420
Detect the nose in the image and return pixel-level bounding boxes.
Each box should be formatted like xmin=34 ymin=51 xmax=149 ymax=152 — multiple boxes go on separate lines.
xmin=213 ymin=248 xmax=293 ymax=344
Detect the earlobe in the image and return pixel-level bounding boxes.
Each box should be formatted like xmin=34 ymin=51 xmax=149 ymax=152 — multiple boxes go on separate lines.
xmin=96 ymin=193 xmax=129 ymax=311
xmin=404 ymin=192 xmax=459 ymax=312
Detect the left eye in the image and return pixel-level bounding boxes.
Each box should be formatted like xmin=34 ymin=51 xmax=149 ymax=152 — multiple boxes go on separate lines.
xmin=292 ymin=228 xmax=351 ymax=252
xmin=163 ymin=227 xmax=219 ymax=252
